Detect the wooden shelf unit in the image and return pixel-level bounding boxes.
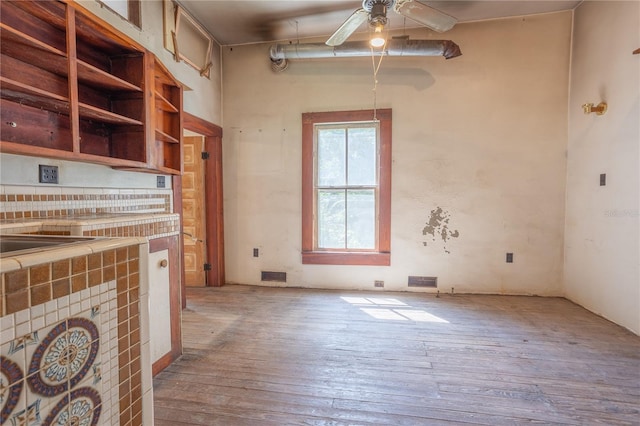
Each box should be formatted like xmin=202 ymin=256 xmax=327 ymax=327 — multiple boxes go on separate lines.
xmin=0 ymin=0 xmax=183 ymax=174
xmin=151 ymin=56 xmax=183 ymax=174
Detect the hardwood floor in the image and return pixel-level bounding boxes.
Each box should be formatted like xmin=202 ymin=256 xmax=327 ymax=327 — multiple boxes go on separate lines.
xmin=153 ymin=285 xmax=640 ymax=425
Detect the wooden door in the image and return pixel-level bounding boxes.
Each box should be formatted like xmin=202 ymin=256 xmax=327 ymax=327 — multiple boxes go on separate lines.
xmin=182 ymin=112 xmax=225 ymax=289
xmin=182 ymin=135 xmax=207 ymax=286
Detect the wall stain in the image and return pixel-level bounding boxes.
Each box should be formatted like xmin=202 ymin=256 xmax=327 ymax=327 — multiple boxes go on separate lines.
xmin=422 ymin=207 xmax=460 ymax=254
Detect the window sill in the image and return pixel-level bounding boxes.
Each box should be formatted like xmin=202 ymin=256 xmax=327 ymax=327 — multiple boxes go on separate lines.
xmin=302 ymin=251 xmax=390 ymax=266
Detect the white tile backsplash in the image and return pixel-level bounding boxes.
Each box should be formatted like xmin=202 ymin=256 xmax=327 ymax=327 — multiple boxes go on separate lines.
xmin=15 ymin=308 xmax=29 ymax=325
xmin=44 ymin=299 xmax=57 ymax=314
xmin=0 ymin=313 xmax=15 ymax=331
xmin=45 ymin=311 xmax=58 ymax=326
xmin=14 ymin=321 xmax=30 ymax=337
xmin=0 ymin=327 xmax=15 ymax=343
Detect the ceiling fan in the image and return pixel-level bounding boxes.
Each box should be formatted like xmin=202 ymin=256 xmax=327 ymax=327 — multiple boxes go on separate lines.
xmin=326 ymin=0 xmax=457 ymax=47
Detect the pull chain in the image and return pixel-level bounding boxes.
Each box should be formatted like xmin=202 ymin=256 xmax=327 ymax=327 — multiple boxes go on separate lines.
xmin=370 ymin=45 xmax=386 ymax=121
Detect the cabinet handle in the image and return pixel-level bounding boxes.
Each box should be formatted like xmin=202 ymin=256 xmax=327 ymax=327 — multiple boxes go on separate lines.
xmin=159 ymin=259 xmax=168 ymax=268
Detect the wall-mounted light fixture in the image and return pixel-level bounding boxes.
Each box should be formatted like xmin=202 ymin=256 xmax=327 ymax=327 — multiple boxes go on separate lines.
xmin=582 ymin=102 xmax=607 ymax=116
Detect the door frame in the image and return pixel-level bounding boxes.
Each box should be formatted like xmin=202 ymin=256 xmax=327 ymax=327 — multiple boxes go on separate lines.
xmin=174 ymin=112 xmax=225 ymax=308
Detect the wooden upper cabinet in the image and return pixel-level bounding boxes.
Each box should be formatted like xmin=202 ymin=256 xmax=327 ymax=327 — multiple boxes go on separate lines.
xmin=0 ymin=0 xmax=183 ymax=175
xmin=150 ymin=55 xmax=184 ymax=174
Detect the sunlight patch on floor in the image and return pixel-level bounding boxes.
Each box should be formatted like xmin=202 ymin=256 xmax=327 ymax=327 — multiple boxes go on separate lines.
xmin=341 ymin=296 xmax=449 ymax=323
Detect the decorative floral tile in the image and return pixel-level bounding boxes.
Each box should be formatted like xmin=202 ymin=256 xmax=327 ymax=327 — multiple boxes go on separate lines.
xmin=24 ymin=387 xmax=53 ymax=426
xmin=8 ymin=397 xmax=40 ymax=426
xmin=73 ymin=346 xmax=102 ymax=393
xmin=1 ymin=355 xmax=26 ymax=424
xmin=26 ymin=318 xmax=99 ymax=398
xmin=42 ymin=386 xmax=102 ymax=426
xmin=26 ymin=321 xmax=70 ymax=398
xmin=23 ymin=322 xmax=57 ymax=379
xmin=2 ymin=255 xmax=136 ymax=425
xmin=1 ymin=341 xmax=24 ymax=379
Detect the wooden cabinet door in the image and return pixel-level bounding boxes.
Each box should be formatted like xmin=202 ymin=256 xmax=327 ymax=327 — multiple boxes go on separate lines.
xmin=148 ymin=248 xmax=171 ymax=363
xmin=149 ymin=236 xmax=182 ymax=375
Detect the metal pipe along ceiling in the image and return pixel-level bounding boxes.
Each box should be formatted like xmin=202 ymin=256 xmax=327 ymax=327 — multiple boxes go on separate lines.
xmin=269 ymin=38 xmax=462 ymax=71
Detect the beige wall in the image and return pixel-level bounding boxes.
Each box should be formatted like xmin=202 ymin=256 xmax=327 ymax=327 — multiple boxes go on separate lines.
xmin=222 ymin=12 xmax=572 ymax=295
xmin=565 ymin=1 xmax=640 ymax=334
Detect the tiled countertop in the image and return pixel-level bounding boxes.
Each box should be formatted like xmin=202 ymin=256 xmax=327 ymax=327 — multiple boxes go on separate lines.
xmin=0 ymin=213 xmax=179 ymax=234
xmin=0 ymin=213 xmax=180 ymax=273
xmin=0 ymin=236 xmax=147 ymax=273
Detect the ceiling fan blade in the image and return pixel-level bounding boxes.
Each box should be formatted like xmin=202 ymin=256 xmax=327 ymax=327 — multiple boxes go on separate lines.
xmin=394 ymin=0 xmax=457 ymax=33
xmin=326 ymin=8 xmax=369 ymax=46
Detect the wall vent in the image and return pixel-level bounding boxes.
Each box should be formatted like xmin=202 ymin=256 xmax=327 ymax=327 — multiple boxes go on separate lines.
xmin=261 ymin=271 xmax=287 ymax=282
xmin=408 ymin=276 xmax=437 ymax=288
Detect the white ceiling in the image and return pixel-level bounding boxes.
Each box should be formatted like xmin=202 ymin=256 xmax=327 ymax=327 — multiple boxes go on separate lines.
xmin=177 ymin=0 xmax=581 ymax=46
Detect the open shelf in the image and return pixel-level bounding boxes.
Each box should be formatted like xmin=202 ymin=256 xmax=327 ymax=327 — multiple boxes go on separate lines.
xmin=155 ymin=129 xmax=180 ymax=144
xmin=1 ymin=100 xmax=74 ymax=151
xmin=6 ymin=1 xmax=67 ymax=35
xmin=1 ymin=76 xmax=70 ymax=114
xmin=78 ymin=103 xmax=144 ymax=126
xmin=155 ymin=91 xmax=179 ymax=113
xmin=1 ymin=25 xmax=68 ymax=78
xmin=77 ymin=60 xmax=142 ymax=92
xmin=0 ymin=23 xmax=66 ymax=57
xmin=151 ymin=56 xmax=183 ymax=174
xmin=0 ymin=0 xmax=67 ymax=54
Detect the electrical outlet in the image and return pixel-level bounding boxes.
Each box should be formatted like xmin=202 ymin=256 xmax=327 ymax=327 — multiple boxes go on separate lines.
xmin=506 ymin=253 xmax=514 ymax=263
xmin=253 ymin=248 xmax=259 ymax=257
xmin=374 ymin=280 xmax=384 ymax=288
xmin=157 ymin=176 xmax=166 ymax=188
xmin=39 ymin=165 xmax=58 ymax=184
xmin=600 ymin=173 xmax=606 ymax=186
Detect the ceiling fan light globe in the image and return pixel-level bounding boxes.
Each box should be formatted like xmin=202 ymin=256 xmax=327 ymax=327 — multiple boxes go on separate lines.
xmin=370 ymin=37 xmax=386 ymax=47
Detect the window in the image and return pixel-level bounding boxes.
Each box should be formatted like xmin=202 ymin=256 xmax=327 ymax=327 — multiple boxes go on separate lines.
xmin=97 ymin=0 xmax=141 ymax=27
xmin=302 ymin=109 xmax=391 ymax=265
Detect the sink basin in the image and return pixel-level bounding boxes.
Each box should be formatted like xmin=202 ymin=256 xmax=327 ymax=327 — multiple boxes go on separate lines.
xmin=0 ymin=235 xmax=97 ymax=257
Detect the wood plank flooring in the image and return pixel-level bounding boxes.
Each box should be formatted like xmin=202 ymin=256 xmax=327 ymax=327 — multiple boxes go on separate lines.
xmin=153 ymin=285 xmax=640 ymax=425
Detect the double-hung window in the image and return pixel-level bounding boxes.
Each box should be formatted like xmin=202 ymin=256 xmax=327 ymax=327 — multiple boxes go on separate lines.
xmin=302 ymin=109 xmax=391 ymax=266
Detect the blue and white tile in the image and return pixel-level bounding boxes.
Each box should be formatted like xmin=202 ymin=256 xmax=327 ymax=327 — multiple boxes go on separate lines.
xmin=1 ymin=353 xmax=27 ymax=425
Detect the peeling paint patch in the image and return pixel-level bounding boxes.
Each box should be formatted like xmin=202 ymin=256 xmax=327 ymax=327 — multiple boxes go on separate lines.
xmin=422 ymin=207 xmax=460 ymax=254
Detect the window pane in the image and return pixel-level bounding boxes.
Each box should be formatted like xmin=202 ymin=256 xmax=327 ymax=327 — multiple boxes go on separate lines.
xmin=347 ymin=190 xmax=375 ymax=249
xmin=101 ymin=0 xmax=129 ymax=19
xmin=317 ymin=129 xmax=346 ymax=186
xmin=348 ymin=127 xmax=377 ymax=186
xmin=318 ymin=190 xmax=345 ymax=249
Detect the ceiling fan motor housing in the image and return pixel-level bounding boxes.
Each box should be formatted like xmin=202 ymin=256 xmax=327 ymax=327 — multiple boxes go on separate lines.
xmin=363 ymin=0 xmax=394 ymax=27
xmin=362 ymin=0 xmax=395 ymax=11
